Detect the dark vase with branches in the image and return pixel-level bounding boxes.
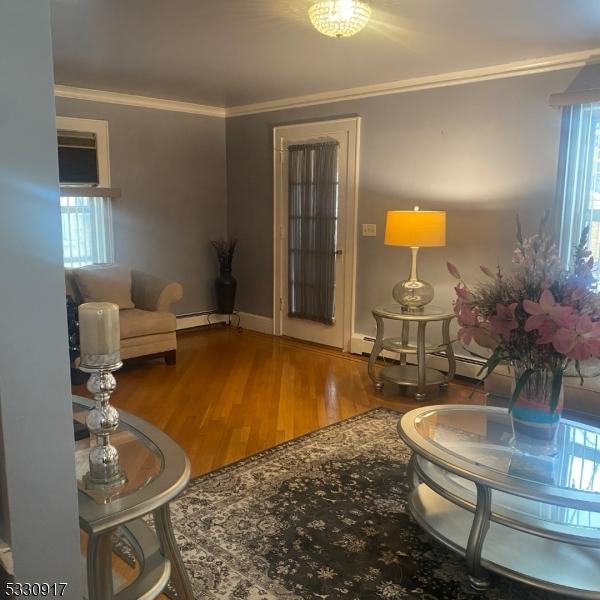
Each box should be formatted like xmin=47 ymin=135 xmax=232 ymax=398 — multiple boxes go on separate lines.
xmin=211 ymin=239 xmax=238 ymax=314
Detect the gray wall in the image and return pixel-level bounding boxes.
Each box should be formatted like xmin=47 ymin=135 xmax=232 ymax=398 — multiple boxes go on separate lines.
xmin=0 ymin=2 xmax=82 ymax=593
xmin=55 ymin=98 xmax=227 ymax=315
xmin=226 ymin=68 xmax=580 ymax=338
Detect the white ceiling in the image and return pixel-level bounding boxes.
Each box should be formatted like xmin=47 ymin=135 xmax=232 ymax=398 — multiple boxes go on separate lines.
xmin=50 ymin=0 xmax=600 ymax=108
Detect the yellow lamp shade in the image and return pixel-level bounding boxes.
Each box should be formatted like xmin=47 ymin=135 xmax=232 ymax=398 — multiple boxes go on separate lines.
xmin=384 ymin=209 xmax=446 ymax=247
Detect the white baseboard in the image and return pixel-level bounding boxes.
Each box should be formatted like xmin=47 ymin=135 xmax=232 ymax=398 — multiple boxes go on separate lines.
xmin=239 ymin=312 xmax=274 ymax=335
xmin=349 ymin=333 xmax=508 ymax=380
xmin=176 ymin=313 xmax=228 ymax=330
xmin=176 ymin=311 xmax=274 ymax=334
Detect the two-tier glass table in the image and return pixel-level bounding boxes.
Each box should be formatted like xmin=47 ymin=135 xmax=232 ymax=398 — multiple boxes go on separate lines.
xmin=398 ymin=404 xmax=600 ymax=597
xmin=73 ymin=396 xmax=193 ymax=600
xmin=368 ymin=305 xmax=456 ymax=400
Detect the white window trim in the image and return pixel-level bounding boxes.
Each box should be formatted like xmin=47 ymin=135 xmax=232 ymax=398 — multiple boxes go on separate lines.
xmin=56 ymin=116 xmax=114 ymax=267
xmin=56 ymin=116 xmax=111 ymax=187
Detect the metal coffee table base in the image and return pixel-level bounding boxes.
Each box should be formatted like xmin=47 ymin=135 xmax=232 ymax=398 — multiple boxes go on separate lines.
xmin=407 ymin=454 xmax=600 ymax=598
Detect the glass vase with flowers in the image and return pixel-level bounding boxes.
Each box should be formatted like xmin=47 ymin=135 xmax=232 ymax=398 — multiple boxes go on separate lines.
xmin=448 ymin=216 xmax=600 ymax=455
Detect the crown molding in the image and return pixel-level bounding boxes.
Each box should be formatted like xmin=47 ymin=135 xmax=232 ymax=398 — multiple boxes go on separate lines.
xmin=226 ymin=48 xmax=600 ymax=117
xmin=54 ymin=48 xmax=600 ymax=120
xmin=54 ymin=85 xmax=226 ymax=118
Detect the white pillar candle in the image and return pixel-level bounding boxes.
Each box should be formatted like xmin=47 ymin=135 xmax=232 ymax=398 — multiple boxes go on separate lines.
xmin=78 ymin=302 xmax=121 ymax=368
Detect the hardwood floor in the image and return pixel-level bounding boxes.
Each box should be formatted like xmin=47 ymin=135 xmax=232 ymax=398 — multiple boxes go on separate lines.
xmin=74 ymin=325 xmax=486 ymax=478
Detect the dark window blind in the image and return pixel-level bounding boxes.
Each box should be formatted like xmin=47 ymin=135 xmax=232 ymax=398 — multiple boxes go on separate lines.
xmin=57 ymin=130 xmax=99 ymax=185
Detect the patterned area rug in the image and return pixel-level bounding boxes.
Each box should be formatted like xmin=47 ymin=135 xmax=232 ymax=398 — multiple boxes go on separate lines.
xmin=168 ymin=408 xmax=570 ymax=600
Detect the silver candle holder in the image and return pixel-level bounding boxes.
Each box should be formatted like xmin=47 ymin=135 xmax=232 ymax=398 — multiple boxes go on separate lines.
xmin=80 ymin=359 xmax=127 ymax=489
xmin=77 ymin=302 xmax=127 ymax=489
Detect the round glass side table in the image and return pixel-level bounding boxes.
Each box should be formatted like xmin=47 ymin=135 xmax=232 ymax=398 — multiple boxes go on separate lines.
xmin=367 ymin=304 xmax=456 ymax=400
xmin=73 ymin=395 xmax=193 ymax=600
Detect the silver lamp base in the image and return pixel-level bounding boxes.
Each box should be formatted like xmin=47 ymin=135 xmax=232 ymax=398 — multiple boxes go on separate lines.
xmin=393 ymin=246 xmax=435 ymax=312
xmin=393 ymin=278 xmax=434 ymax=312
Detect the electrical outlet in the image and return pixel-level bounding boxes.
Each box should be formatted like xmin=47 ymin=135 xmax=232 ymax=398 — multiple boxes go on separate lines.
xmin=362 ymin=223 xmax=376 ymax=237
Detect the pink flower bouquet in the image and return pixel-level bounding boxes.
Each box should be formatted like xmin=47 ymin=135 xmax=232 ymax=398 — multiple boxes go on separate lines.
xmin=448 ymin=217 xmax=600 ymax=412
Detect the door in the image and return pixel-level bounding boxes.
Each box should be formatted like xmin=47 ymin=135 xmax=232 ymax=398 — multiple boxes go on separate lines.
xmin=274 ymin=118 xmax=360 ymax=349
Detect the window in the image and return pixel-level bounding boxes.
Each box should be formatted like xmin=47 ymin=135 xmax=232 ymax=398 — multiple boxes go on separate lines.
xmin=56 ymin=116 xmax=114 ymax=268
xmin=590 ymin=118 xmax=600 ymax=259
xmin=60 ymin=194 xmax=114 ymax=268
xmin=556 ymin=103 xmax=600 ymax=265
xmin=287 ymin=141 xmax=340 ymax=324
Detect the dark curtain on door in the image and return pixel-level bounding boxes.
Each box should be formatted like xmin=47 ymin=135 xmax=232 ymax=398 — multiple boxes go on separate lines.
xmin=288 ymin=141 xmax=339 ymax=325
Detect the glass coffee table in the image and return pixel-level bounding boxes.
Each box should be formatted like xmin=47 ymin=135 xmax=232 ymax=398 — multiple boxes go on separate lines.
xmin=398 ymin=405 xmax=600 ymax=597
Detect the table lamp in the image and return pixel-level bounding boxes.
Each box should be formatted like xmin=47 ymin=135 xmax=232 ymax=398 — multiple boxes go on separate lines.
xmin=384 ymin=206 xmax=446 ymax=312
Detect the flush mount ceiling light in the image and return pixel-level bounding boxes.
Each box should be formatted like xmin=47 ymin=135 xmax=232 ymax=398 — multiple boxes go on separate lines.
xmin=309 ymin=0 xmax=371 ymax=38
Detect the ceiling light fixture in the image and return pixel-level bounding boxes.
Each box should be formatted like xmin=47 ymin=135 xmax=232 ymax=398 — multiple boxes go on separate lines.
xmin=309 ymin=0 xmax=371 ymax=39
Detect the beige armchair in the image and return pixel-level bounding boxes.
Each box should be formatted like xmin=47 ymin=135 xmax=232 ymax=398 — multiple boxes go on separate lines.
xmin=66 ymin=267 xmax=183 ymax=364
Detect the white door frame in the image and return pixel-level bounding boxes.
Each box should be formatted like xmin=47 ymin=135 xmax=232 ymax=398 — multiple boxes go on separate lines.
xmin=272 ymin=117 xmax=361 ymax=351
